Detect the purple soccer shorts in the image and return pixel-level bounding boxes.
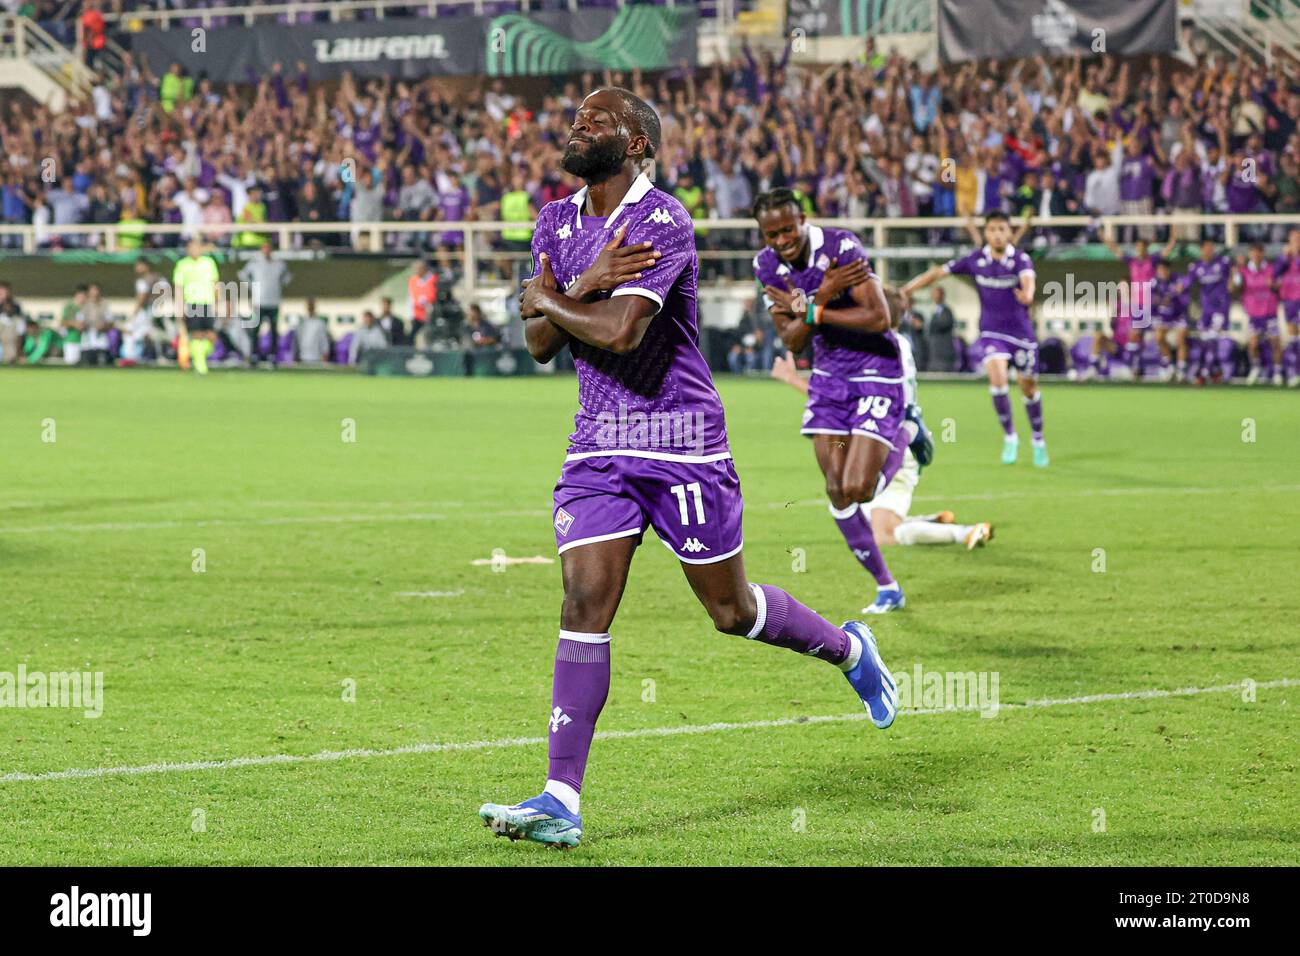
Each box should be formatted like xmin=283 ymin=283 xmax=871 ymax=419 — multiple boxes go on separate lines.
xmin=800 ymin=373 xmax=906 ymax=449
xmin=552 ymin=453 xmax=745 ymax=564
xmin=974 ymin=333 xmax=1038 ymax=375
xmin=1248 ymin=313 xmax=1280 ymax=335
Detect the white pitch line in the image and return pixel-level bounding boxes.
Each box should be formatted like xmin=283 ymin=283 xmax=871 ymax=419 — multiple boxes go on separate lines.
xmin=394 ymin=590 xmax=465 ymax=599
xmin=5 ymin=483 xmax=1299 ymax=536
xmin=1 ymin=678 xmax=1291 ymax=785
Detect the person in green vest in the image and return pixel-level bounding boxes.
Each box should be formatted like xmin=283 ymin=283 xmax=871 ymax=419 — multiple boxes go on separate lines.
xmin=117 ymin=205 xmax=147 ymax=250
xmin=234 ymin=185 xmax=268 ymax=249
xmin=673 ymin=171 xmax=709 ymax=237
xmin=159 ymin=63 xmax=192 ymax=114
xmin=172 ymin=238 xmax=221 ymax=374
xmin=499 ymin=170 xmax=536 ymax=279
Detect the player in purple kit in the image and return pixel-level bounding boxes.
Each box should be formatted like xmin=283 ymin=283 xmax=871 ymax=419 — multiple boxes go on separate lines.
xmin=1150 ymin=259 xmax=1191 ymax=383
xmin=1234 ymin=243 xmax=1283 ymax=386
xmin=1184 ymin=241 xmax=1233 ymax=386
xmin=902 ymin=212 xmax=1047 ymax=468
xmin=1094 ymin=234 xmax=1178 ymax=381
xmin=1275 ymin=228 xmax=1300 ymax=388
xmin=751 ymin=188 xmax=924 ymax=615
xmin=476 ymin=88 xmax=898 ymax=849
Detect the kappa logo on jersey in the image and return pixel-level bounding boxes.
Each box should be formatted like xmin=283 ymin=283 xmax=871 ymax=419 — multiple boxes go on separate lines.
xmin=645 ymin=207 xmax=677 ymax=226
xmin=838 ymin=237 xmax=857 ymax=254
xmin=554 ymin=508 xmax=574 ymax=536
xmin=776 ymin=263 xmax=790 ymax=276
xmin=681 ymin=538 xmax=710 ymax=554
xmin=556 ymin=222 xmax=572 ymax=240
xmin=549 ymin=706 xmax=572 ymax=733
xmin=816 ymin=254 xmax=831 ymax=271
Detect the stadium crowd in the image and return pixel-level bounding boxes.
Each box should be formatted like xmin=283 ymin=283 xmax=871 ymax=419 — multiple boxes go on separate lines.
xmin=2 ymin=33 xmax=1298 ymax=255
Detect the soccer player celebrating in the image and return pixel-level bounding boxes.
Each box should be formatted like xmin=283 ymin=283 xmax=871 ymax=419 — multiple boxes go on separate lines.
xmin=1095 ymin=234 xmax=1178 ymax=381
xmin=770 ymin=288 xmax=992 ymax=551
xmin=477 ymin=89 xmax=898 ymax=849
xmin=751 ymin=188 xmax=925 ymax=615
xmin=1184 ymin=241 xmax=1233 ymax=386
xmin=1273 ymin=227 xmax=1300 ymax=387
xmin=901 ymin=212 xmax=1046 ymax=467
xmin=1150 ymin=259 xmax=1191 ymax=383
xmin=1234 ymin=243 xmax=1282 ymax=386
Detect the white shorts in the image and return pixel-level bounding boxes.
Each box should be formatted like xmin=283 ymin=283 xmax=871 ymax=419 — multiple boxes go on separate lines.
xmin=867 ymin=449 xmax=920 ymax=520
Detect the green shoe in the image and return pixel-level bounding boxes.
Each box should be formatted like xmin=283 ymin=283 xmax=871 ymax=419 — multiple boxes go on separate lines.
xmin=1001 ymin=435 xmax=1019 ymax=465
xmin=1032 ymin=442 xmax=1050 ymax=468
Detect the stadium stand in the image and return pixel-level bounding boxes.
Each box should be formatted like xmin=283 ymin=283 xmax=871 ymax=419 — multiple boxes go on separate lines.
xmin=0 ymin=0 xmax=1298 ymax=378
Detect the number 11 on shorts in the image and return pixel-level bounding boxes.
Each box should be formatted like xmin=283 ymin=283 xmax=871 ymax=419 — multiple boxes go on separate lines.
xmin=670 ymin=482 xmax=707 ymax=525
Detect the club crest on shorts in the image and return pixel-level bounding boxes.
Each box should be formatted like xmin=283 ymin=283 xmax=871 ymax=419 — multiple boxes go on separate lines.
xmin=554 ymin=508 xmax=575 ymax=536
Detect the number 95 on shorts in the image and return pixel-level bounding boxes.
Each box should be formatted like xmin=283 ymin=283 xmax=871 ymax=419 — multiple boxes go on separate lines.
xmin=552 ymin=454 xmax=745 ymax=564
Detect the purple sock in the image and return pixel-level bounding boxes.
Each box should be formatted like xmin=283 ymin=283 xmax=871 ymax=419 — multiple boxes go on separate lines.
xmin=878 ymin=439 xmax=906 ymax=493
xmin=748 ymin=584 xmax=851 ymax=665
xmin=1023 ymin=391 xmax=1044 ymax=441
xmin=990 ymin=387 xmax=1016 ymax=436
xmin=546 ymin=632 xmax=610 ymax=794
xmin=831 ymin=501 xmax=895 ymax=587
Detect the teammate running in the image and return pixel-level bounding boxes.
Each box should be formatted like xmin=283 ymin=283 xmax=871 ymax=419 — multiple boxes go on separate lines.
xmin=752 ymin=188 xmax=927 ymax=615
xmin=901 ymin=212 xmax=1047 ymax=467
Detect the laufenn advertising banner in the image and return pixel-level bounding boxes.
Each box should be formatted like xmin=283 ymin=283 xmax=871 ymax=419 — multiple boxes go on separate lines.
xmin=937 ymin=0 xmax=1177 ymax=63
xmin=131 ymin=8 xmax=697 ymax=82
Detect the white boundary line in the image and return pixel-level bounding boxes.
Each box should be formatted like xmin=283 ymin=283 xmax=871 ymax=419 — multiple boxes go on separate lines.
xmin=4 ymin=484 xmax=1300 ymax=536
xmin=2 ymin=678 xmax=1292 ymax=785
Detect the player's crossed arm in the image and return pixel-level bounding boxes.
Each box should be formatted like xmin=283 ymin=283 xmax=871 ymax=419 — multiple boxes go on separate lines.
xmin=521 ymin=221 xmax=661 ymax=362
xmin=763 ymin=257 xmax=888 ymax=349
xmin=521 ymin=251 xmax=657 ymax=356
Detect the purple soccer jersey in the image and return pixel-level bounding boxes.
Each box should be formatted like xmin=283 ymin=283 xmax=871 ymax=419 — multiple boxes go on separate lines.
xmin=1151 ymin=275 xmax=1190 ymax=328
xmin=947 ymin=243 xmax=1037 ymax=352
xmin=1187 ymin=256 xmax=1232 ymax=331
xmin=531 ymin=173 xmax=728 ymax=459
xmin=752 ymin=225 xmax=906 ymax=447
xmin=752 ymin=225 xmax=903 ymax=381
xmin=1120 ymin=154 xmax=1157 ymax=203
xmin=536 ymin=173 xmax=743 ymax=565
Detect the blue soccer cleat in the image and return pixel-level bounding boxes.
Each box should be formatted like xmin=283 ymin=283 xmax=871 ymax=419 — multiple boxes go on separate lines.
xmin=862 ymin=584 xmax=905 ymax=615
xmin=478 ymin=792 xmax=582 ymax=848
xmin=1001 ymin=434 xmax=1019 ymax=465
xmin=841 ymin=621 xmax=897 ymax=729
xmin=904 ymin=404 xmax=934 ymax=469
xmin=1032 ymin=441 xmax=1050 ymax=468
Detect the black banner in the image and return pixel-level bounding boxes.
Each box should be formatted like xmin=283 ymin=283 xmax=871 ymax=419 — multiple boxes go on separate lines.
xmin=937 ymin=0 xmax=1177 ymax=63
xmin=130 ymin=8 xmax=697 ymax=82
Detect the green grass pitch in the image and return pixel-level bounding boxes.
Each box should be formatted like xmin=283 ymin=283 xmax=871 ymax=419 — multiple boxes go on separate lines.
xmin=1 ymin=368 xmax=1296 ymax=865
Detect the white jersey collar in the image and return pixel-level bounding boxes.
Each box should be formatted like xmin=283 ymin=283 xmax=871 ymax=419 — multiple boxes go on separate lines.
xmin=569 ymin=172 xmax=654 ymax=230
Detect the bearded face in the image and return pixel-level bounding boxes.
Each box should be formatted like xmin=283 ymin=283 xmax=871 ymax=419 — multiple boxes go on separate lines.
xmin=560 ymin=129 xmax=629 ymax=183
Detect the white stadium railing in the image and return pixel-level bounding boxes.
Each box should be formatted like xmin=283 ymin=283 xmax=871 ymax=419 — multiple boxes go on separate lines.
xmin=5 ymin=212 xmax=1297 ymax=286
